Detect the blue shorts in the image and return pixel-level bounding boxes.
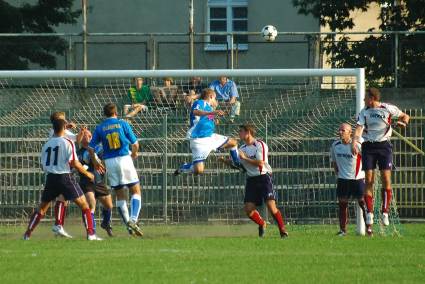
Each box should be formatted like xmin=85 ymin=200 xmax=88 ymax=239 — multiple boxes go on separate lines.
xmin=336 ymin=178 xmax=365 ymax=199
xmin=42 ymin=173 xmax=84 ymax=202
xmin=244 ymin=174 xmax=276 ymax=206
xmin=362 ymin=141 xmax=393 ymax=170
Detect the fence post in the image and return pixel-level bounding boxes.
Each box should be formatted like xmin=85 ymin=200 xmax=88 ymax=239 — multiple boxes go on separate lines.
xmin=230 ymin=34 xmax=234 ymax=69
xmin=162 ymin=114 xmax=168 ymax=223
xmin=394 ymin=32 xmax=399 ymax=88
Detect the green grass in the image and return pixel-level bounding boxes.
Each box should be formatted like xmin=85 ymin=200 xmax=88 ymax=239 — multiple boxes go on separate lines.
xmin=0 ymin=223 xmax=424 ymax=283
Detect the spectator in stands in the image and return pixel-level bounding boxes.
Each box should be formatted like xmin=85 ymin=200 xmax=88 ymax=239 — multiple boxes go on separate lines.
xmin=124 ymin=77 xmax=153 ymax=118
xmin=182 ymin=76 xmax=206 ymax=106
xmin=209 ymin=76 xmax=241 ymax=122
xmin=152 ymin=77 xmax=179 ymax=108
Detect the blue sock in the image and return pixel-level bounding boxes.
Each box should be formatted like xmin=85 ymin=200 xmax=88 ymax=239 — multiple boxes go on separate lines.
xmin=229 ymin=146 xmax=240 ymax=165
xmin=180 ymin=162 xmax=194 ymax=173
xmin=91 ymin=212 xmax=96 ymax=233
xmin=101 ymin=208 xmax=111 ymax=226
xmin=130 ymin=194 xmax=142 ymax=222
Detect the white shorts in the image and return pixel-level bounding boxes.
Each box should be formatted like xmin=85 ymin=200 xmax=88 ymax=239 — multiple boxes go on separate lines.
xmin=190 ymin=134 xmax=229 ymax=163
xmin=104 ymin=155 xmax=139 ymax=188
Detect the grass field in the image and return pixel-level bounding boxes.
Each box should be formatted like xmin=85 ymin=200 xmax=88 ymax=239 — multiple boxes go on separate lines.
xmin=0 ymin=222 xmax=424 ymax=283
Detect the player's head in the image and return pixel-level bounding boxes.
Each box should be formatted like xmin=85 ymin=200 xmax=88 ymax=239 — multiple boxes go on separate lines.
xmin=191 ymin=76 xmax=201 ymax=84
xmin=50 ymin=111 xmax=66 ymax=123
xmin=163 ymin=77 xmax=173 ymax=87
xmin=239 ymin=124 xmax=256 ymax=141
xmin=103 ymin=103 xmax=118 ymax=118
xmin=135 ymin=77 xmax=144 ymax=88
xmin=200 ymin=88 xmax=216 ymax=101
xmin=365 ymin=87 xmax=381 ymax=107
xmin=219 ymin=76 xmax=227 ymax=85
xmin=52 ymin=119 xmax=67 ymax=135
xmin=338 ymin=123 xmax=352 ymax=142
xmin=81 ymin=129 xmax=92 ymax=148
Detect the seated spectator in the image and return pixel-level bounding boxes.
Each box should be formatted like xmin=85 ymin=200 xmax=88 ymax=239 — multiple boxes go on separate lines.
xmin=151 ymin=77 xmax=178 ymax=108
xmin=209 ymin=76 xmax=241 ymax=122
xmin=182 ymin=76 xmax=206 ymax=106
xmin=124 ymin=77 xmax=153 ymax=118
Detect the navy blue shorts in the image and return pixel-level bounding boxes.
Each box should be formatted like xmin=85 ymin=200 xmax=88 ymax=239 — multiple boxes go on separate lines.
xmin=362 ymin=141 xmax=393 ymax=170
xmin=244 ymin=174 xmax=276 ymax=206
xmin=79 ymin=181 xmax=110 ymax=198
xmin=41 ymin=173 xmax=84 ymax=202
xmin=336 ymin=178 xmax=365 ymax=199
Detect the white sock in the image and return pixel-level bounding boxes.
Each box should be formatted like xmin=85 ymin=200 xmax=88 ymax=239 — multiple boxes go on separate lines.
xmin=116 ymin=199 xmax=130 ymax=224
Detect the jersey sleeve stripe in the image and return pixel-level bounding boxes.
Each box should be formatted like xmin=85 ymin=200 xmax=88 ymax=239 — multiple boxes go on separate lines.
xmin=355 ymin=153 xmax=362 ymax=178
xmin=63 ymin=137 xmax=76 ymax=161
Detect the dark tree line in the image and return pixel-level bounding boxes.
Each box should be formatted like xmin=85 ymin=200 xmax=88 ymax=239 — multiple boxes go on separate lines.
xmin=0 ymin=0 xmax=80 ymax=69
xmin=293 ymin=0 xmax=425 ymax=87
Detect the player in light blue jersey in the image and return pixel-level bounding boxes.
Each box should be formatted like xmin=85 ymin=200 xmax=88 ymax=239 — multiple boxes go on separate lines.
xmin=174 ymin=88 xmax=243 ymax=175
xmin=89 ymin=103 xmax=143 ymax=237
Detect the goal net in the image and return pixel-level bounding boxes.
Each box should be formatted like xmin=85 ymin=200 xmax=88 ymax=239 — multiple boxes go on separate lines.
xmin=0 ymin=68 xmax=383 ymax=233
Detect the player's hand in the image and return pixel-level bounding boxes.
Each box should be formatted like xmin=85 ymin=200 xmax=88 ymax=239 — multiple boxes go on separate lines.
xmin=238 ymin=150 xmax=247 ymax=160
xmin=351 ymin=142 xmax=359 ymax=155
xmin=214 ymin=110 xmax=225 ymax=116
xmin=86 ymin=172 xmax=95 ymax=183
xmin=93 ymin=160 xmax=106 ymax=174
xmin=131 ymin=152 xmax=138 ymax=160
xmin=396 ymin=121 xmax=407 ymax=128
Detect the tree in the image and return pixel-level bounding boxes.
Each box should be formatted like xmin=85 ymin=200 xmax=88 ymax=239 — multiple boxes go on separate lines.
xmin=292 ymin=0 xmax=425 ymax=87
xmin=0 ymin=0 xmax=80 ymax=70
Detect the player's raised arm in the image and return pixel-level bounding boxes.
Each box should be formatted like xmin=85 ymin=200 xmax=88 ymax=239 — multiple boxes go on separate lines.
xmin=88 ymin=127 xmax=105 ymax=174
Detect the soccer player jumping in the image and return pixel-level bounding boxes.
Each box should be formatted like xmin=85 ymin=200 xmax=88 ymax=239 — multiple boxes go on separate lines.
xmin=352 ymin=88 xmax=409 ymax=236
xmin=330 ymin=123 xmax=367 ymax=236
xmin=174 ymin=88 xmax=243 ymax=175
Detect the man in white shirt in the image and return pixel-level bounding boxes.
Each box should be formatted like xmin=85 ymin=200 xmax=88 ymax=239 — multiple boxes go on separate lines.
xmin=24 ymin=119 xmax=101 ymax=240
xmin=330 ymin=123 xmax=367 ymax=236
xmin=352 ymin=88 xmax=409 ymax=235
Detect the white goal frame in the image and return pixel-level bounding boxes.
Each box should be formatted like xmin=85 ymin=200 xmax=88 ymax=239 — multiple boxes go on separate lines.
xmin=0 ymin=68 xmax=366 ymax=234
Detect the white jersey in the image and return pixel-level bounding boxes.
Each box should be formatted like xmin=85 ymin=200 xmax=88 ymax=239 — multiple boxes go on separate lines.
xmin=357 ymin=103 xmax=402 ymax=142
xmin=41 ymin=136 xmax=78 ymax=174
xmin=240 ymin=140 xmax=272 ymax=177
xmin=48 ymin=128 xmax=77 ymax=142
xmin=330 ymin=140 xmax=365 ymax=180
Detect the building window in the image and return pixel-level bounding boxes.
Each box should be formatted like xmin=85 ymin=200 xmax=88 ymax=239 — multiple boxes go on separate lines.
xmin=206 ymin=0 xmax=248 ymax=51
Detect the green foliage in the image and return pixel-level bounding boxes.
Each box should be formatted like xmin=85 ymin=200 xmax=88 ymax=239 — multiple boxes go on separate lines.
xmin=0 ymin=0 xmax=80 ymax=69
xmin=293 ymin=0 xmax=425 ymax=87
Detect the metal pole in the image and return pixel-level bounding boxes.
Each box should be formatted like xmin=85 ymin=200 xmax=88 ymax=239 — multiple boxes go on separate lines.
xmin=394 ymin=32 xmax=399 ymax=88
xmin=189 ymin=0 xmax=194 ymax=69
xmin=82 ymin=0 xmax=88 ymax=87
xmin=230 ymin=34 xmax=234 ymax=69
xmin=162 ymin=114 xmax=168 ymax=223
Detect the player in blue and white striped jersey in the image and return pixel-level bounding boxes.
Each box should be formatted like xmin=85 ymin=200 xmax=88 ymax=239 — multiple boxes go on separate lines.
xmin=174 ymin=88 xmax=243 ymax=176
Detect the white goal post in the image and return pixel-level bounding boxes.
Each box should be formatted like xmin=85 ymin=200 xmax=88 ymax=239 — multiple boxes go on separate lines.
xmin=0 ymin=68 xmax=366 ymax=233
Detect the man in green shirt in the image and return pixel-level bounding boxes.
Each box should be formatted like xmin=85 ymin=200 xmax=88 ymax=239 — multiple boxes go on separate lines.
xmin=124 ymin=77 xmax=153 ymax=118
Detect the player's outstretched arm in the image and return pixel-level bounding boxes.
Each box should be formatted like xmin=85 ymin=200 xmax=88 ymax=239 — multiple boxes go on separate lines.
xmin=70 ymin=159 xmax=94 ymax=182
xmin=193 ymin=109 xmax=224 ymax=116
xmin=397 ymin=112 xmax=410 ymax=128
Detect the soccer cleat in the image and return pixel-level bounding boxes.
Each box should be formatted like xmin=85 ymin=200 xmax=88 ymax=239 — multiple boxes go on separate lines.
xmin=229 ymin=162 xmax=247 ymax=173
xmin=366 ymin=225 xmax=373 ymax=237
xmin=87 ymin=234 xmax=103 ymax=241
xmin=258 ymin=224 xmax=266 ymax=238
xmin=336 ymin=231 xmax=346 ymax=237
xmin=52 ymin=225 xmax=73 ymax=238
xmin=381 ymin=213 xmax=390 ymax=226
xmin=100 ymin=223 xmax=114 ymax=237
xmin=173 ymin=168 xmax=181 ymax=176
xmin=280 ymin=231 xmax=289 ymax=239
xmin=127 ymin=220 xmax=144 ymax=237
xmin=23 ymin=233 xmax=30 ymax=240
xmin=366 ymin=212 xmax=374 ymax=225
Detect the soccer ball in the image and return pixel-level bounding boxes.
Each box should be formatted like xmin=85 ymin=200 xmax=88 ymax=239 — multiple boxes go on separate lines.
xmin=261 ymin=25 xmax=278 ymax=42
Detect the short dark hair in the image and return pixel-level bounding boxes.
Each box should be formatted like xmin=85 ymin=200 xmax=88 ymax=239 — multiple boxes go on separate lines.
xmin=239 ymin=123 xmax=256 ymax=137
xmin=103 ymin=103 xmax=117 ymax=117
xmin=200 ymin=88 xmax=215 ymax=100
xmin=367 ymin=87 xmax=381 ymax=101
xmin=50 ymin=111 xmax=65 ymax=123
xmin=52 ymin=119 xmax=67 ymax=134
